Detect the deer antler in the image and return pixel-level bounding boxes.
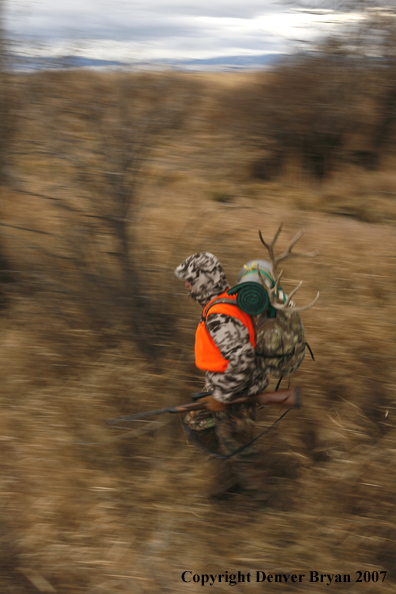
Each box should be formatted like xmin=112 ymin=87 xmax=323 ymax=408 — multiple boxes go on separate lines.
xmin=258 ymin=223 xmax=319 ymax=312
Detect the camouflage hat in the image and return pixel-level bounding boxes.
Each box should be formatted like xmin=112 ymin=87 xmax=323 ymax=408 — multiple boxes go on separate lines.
xmin=175 ymin=252 xmax=229 ymax=306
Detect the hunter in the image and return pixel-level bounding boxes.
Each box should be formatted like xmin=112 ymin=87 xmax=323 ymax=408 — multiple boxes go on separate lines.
xmin=175 ymin=252 xmax=268 ymax=498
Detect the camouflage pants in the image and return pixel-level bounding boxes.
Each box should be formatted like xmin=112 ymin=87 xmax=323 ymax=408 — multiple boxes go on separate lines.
xmin=183 ymin=403 xmax=261 ymax=491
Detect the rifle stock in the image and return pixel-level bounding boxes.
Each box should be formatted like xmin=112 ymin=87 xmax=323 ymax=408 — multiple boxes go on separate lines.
xmin=105 ymin=387 xmax=301 ymax=426
xmin=234 ymin=387 xmax=300 ymax=410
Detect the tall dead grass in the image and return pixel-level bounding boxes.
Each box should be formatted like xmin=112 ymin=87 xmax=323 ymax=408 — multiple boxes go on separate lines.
xmin=0 ymin=70 xmax=396 ymax=592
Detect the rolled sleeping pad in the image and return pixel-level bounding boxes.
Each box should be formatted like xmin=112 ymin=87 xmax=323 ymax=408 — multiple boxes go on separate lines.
xmin=227 ymin=281 xmax=269 ymax=315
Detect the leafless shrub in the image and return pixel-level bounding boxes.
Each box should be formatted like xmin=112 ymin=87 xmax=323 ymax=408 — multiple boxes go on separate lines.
xmin=0 ymin=15 xmax=14 ymax=186
xmin=220 ymin=5 xmax=396 ymax=180
xmin=222 ymin=41 xmax=365 ymax=180
xmin=14 ymin=71 xmax=199 ymax=359
xmin=0 ymin=3 xmax=17 ymax=297
xmin=1 ymin=65 xmax=396 ymax=590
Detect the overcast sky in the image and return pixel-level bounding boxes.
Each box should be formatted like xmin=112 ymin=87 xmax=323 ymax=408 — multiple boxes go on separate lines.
xmin=5 ymin=0 xmax=352 ymax=61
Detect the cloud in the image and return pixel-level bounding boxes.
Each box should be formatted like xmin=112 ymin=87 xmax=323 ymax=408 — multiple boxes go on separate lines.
xmin=5 ymin=0 xmax=344 ymax=60
xmin=7 ymin=0 xmax=281 ymax=32
xmin=6 ymin=0 xmax=283 ymax=38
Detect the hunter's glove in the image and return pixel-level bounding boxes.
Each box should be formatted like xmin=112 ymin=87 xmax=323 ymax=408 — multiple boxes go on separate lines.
xmin=200 ymin=395 xmax=227 ymax=413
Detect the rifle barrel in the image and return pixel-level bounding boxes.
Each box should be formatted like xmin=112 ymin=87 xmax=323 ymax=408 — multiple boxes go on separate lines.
xmin=105 ymin=407 xmax=173 ymax=425
xmin=104 ymin=387 xmax=300 ymax=426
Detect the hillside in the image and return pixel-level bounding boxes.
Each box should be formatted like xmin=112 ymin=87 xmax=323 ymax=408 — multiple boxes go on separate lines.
xmin=0 ymin=70 xmax=395 ymax=593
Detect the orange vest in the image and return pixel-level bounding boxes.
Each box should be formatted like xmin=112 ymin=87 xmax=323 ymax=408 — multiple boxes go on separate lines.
xmin=195 ymin=290 xmax=256 ymax=373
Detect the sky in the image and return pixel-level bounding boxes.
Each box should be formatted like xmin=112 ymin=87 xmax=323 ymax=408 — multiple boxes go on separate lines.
xmin=4 ymin=0 xmax=359 ymax=62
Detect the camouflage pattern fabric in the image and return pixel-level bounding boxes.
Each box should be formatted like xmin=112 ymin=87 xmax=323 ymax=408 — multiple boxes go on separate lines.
xmin=176 ymin=252 xmax=268 ymax=492
xmin=254 ymin=309 xmax=305 ymax=377
xmin=216 ymin=403 xmax=271 ymax=494
xmin=215 ymin=403 xmax=257 ymax=458
xmin=183 ymin=404 xmax=260 ymax=491
xmin=184 ymin=403 xmax=255 ymax=445
xmin=183 ymin=408 xmax=217 ymax=432
xmin=175 ymin=252 xmax=268 ymax=404
xmin=205 ymin=313 xmax=268 ymax=403
xmin=175 ymin=252 xmax=229 ymax=307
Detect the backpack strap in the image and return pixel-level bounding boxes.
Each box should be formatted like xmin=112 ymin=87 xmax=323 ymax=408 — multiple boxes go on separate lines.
xmin=201 ymin=298 xmax=240 ymax=323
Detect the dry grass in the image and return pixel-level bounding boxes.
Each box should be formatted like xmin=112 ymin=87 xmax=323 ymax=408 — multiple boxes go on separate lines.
xmin=0 ymin=70 xmax=396 ymax=593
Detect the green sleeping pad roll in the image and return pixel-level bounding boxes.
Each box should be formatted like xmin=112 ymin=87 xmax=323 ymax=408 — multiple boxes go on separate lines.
xmin=227 ymin=282 xmax=269 ymax=315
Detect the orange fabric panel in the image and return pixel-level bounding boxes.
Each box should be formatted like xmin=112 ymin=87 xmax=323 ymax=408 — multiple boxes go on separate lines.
xmin=195 ymin=321 xmax=229 ymax=372
xmin=195 ymin=291 xmax=256 ymax=372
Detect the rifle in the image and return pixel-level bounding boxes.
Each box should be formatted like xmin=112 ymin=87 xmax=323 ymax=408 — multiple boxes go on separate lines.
xmin=105 ymin=387 xmax=301 ymax=426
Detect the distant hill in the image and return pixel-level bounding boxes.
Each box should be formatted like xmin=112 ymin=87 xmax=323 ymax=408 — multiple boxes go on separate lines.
xmin=11 ymin=55 xmax=128 ymax=71
xmin=11 ymin=53 xmax=286 ymax=72
xmin=161 ymin=54 xmax=286 ymax=69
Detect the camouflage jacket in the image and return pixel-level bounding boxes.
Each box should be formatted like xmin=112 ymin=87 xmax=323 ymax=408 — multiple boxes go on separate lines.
xmin=175 ymin=252 xmax=268 ymax=404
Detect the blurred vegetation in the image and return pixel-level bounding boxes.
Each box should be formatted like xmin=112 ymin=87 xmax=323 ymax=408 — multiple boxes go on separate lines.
xmin=15 ymin=70 xmax=202 ymax=361
xmin=1 ymin=4 xmax=396 ymax=593
xmin=220 ymin=4 xmax=396 ymax=180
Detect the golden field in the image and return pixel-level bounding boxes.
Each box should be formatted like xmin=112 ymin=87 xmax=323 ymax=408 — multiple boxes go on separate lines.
xmin=0 ymin=70 xmax=395 ymax=592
